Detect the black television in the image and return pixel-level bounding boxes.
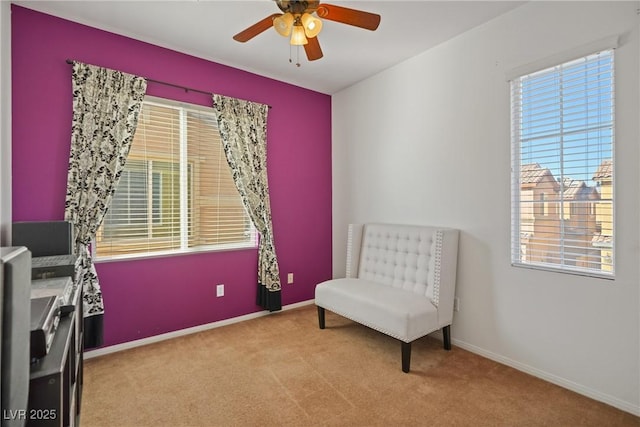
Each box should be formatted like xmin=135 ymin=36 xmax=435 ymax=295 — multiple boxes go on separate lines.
xmin=12 ymin=221 xmax=74 ymax=257
xmin=0 ymin=246 xmax=31 ymax=427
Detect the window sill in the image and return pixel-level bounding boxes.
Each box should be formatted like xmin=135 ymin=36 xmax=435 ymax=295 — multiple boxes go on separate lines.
xmin=94 ymin=243 xmax=258 ymax=263
xmin=511 ymin=262 xmax=615 ymax=280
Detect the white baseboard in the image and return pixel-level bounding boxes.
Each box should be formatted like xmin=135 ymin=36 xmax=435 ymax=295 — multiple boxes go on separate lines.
xmin=451 ymin=337 xmax=640 ymax=417
xmin=85 ymin=299 xmax=315 ymax=360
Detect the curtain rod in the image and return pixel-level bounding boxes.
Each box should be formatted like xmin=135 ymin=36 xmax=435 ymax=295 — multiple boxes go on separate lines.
xmin=65 ymin=59 xmax=272 ymax=108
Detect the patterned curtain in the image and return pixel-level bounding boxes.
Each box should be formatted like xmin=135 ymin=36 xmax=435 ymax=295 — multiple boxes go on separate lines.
xmin=212 ymin=94 xmax=282 ymax=312
xmin=64 ymin=62 xmax=147 ymax=348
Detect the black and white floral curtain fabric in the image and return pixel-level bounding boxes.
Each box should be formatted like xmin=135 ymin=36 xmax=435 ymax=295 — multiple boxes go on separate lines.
xmin=212 ymin=94 xmax=282 ymax=312
xmin=65 ymin=62 xmax=147 ymax=348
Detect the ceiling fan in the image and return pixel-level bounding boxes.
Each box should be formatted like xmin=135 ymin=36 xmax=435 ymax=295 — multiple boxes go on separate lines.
xmin=233 ymin=1 xmax=381 ymax=62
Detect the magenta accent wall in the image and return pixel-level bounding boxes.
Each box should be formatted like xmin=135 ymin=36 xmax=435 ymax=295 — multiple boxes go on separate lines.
xmin=11 ymin=5 xmax=332 ymax=347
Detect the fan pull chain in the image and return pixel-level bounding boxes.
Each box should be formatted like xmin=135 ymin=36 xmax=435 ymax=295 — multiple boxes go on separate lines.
xmin=288 ymin=45 xmax=302 ymax=67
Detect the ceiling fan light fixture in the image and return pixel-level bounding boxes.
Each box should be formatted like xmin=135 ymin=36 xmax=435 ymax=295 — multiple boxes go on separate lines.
xmin=301 ymin=13 xmax=322 ymax=38
xmin=234 ymin=1 xmax=380 ymax=63
xmin=273 ymin=12 xmax=293 ymax=37
xmin=290 ymin=24 xmax=308 ymax=45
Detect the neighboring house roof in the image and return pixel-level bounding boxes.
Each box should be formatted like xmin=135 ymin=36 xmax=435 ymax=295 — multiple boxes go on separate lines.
xmin=592 ymin=233 xmax=613 ymax=248
xmin=521 ymin=163 xmax=547 ymax=184
xmin=561 ymin=178 xmax=584 ymax=199
xmin=521 ymin=163 xmax=559 ymax=190
xmin=592 ymin=159 xmax=613 ymax=180
xmin=561 ymin=179 xmax=599 ymax=200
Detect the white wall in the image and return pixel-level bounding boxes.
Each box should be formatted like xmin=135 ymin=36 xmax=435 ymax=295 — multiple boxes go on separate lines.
xmin=332 ymin=1 xmax=639 ymax=415
xmin=0 ymin=0 xmax=11 ymax=246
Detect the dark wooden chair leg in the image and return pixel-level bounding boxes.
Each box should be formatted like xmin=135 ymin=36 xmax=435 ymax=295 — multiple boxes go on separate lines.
xmin=401 ymin=341 xmax=411 ymax=373
xmin=443 ymin=325 xmax=452 ymax=350
xmin=317 ymin=306 xmax=325 ymax=329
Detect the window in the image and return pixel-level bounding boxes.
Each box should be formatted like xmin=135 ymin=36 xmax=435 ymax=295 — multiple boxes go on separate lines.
xmin=511 ymin=49 xmax=614 ymax=277
xmin=96 ymin=97 xmax=256 ymax=260
xmin=534 ymin=193 xmax=548 ymax=217
xmin=105 ymin=161 xmax=162 ymax=233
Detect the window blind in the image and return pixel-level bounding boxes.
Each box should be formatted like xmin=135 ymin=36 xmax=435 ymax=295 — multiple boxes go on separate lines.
xmin=510 ymin=49 xmax=614 ymax=277
xmin=96 ymin=97 xmax=256 ymax=260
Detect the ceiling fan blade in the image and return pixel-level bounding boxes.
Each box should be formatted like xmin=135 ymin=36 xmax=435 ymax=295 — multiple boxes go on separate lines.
xmin=316 ymin=4 xmax=380 ymax=31
xmin=304 ymin=36 xmax=323 ymax=61
xmin=233 ymin=13 xmax=281 ymax=42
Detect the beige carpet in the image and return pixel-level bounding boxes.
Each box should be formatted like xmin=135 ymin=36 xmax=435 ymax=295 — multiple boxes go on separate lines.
xmin=81 ymin=305 xmax=639 ymax=426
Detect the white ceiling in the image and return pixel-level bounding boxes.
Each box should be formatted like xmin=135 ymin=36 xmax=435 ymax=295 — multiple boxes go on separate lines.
xmin=13 ymin=0 xmax=525 ymax=94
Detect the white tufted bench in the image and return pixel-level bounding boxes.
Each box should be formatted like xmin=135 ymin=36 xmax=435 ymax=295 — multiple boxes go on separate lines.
xmin=315 ymin=223 xmax=459 ymax=373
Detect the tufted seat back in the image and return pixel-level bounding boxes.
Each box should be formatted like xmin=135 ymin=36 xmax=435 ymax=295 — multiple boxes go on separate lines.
xmin=356 ymin=223 xmax=443 ymax=306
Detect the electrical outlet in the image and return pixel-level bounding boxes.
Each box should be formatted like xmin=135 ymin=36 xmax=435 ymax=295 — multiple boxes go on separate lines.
xmin=287 ymin=273 xmax=294 ymax=284
xmin=453 ymin=297 xmax=460 ymax=312
xmin=216 ymin=284 xmax=224 ymax=297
